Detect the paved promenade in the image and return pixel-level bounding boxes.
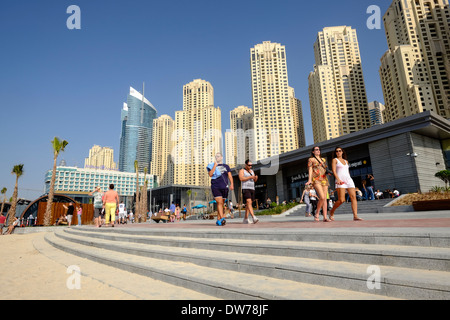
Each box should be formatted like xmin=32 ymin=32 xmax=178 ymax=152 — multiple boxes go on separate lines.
xmin=110 ymin=210 xmax=450 ymax=232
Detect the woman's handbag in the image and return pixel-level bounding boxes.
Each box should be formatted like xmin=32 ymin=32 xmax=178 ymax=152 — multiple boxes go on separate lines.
xmin=314 ymin=156 xmax=333 ymax=176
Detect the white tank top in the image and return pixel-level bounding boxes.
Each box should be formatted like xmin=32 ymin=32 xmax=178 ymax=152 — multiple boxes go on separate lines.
xmin=242 ymin=169 xmax=255 ymax=190
xmin=335 ymin=159 xmax=352 ymax=182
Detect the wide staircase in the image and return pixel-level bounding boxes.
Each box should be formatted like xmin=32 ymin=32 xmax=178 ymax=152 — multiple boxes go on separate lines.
xmin=285 ymin=198 xmax=395 ymax=217
xmin=44 ymin=226 xmax=450 ymax=300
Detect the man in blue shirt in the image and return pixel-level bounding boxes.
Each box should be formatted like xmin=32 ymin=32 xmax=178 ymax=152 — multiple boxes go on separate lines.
xmin=207 ymin=153 xmax=234 ymax=226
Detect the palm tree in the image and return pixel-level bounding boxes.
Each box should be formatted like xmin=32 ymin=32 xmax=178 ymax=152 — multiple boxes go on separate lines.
xmin=7 ymin=165 xmax=24 ymax=226
xmin=134 ymin=160 xmax=141 ymax=222
xmin=140 ymin=167 xmax=148 ymax=222
xmin=44 ymin=137 xmax=68 ymax=226
xmin=0 ymin=187 xmax=7 ymax=215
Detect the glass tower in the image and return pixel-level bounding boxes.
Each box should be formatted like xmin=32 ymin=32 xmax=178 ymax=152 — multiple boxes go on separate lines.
xmin=119 ymin=86 xmax=158 ymax=173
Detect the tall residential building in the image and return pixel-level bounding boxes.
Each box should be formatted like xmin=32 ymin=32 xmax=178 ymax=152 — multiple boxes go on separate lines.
xmin=119 ymin=86 xmax=157 ymax=174
xmin=150 ymin=115 xmax=175 ymax=187
xmin=226 ymin=106 xmax=254 ymax=168
xmin=368 ymin=101 xmax=385 ymax=126
xmin=250 ymin=41 xmax=299 ymax=161
xmin=289 ymin=87 xmax=306 ymax=148
xmin=173 ymin=79 xmax=222 ymax=186
xmin=84 ymin=145 xmax=117 ymax=171
xmin=379 ymin=0 xmax=450 ymax=122
xmin=308 ymin=26 xmax=370 ymax=143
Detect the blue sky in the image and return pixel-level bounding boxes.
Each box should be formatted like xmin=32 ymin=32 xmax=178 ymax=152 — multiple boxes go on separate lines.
xmin=0 ymin=0 xmax=391 ymax=200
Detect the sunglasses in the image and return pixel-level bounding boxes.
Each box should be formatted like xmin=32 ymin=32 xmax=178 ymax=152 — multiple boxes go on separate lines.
xmin=336 ymin=150 xmax=343 ymax=153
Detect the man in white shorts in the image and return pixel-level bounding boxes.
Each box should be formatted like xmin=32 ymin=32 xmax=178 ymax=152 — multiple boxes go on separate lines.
xmin=118 ymin=201 xmax=126 ymax=224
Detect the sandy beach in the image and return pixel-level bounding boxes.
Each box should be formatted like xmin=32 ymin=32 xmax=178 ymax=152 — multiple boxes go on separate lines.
xmin=0 ymin=232 xmax=216 ymax=300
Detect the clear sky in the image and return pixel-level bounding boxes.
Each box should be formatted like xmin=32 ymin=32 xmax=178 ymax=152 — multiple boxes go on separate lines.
xmin=0 ymin=0 xmax=392 ymax=200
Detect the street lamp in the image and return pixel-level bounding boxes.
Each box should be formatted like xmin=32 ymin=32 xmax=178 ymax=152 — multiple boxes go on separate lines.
xmin=406 ymin=153 xmax=419 ymax=158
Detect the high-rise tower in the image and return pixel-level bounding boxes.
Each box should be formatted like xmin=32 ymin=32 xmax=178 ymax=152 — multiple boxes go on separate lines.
xmin=173 ymin=79 xmax=222 ymax=186
xmin=379 ymin=0 xmax=450 ymax=121
xmin=119 ymin=86 xmax=158 ymax=173
xmin=150 ymin=115 xmax=175 ymax=187
xmin=308 ymin=26 xmax=371 ymax=143
xmin=250 ymin=41 xmax=299 ymax=161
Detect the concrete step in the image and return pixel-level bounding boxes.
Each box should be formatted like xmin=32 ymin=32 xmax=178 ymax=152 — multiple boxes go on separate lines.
xmin=45 ymin=227 xmax=450 ymax=300
xmin=283 ymin=199 xmax=395 ymax=216
xmin=63 ymin=228 xmax=450 ymax=271
xmin=44 ymin=232 xmax=388 ymax=300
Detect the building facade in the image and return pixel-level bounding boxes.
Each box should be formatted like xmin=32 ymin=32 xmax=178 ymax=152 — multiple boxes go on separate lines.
xmin=231 ymin=111 xmax=450 ymax=205
xmin=250 ymin=41 xmax=299 ymax=161
xmin=368 ymin=101 xmax=386 ymax=126
xmin=226 ymin=106 xmax=254 ymax=168
xmin=379 ymin=0 xmax=450 ymax=122
xmin=151 ymin=114 xmax=175 ymax=187
xmin=119 ymin=86 xmax=158 ymax=174
xmin=289 ymin=87 xmax=306 ymax=149
xmin=173 ymin=79 xmax=222 ymax=186
xmin=309 ymin=26 xmax=371 ymax=143
xmin=84 ymin=145 xmax=117 ymax=171
xmin=44 ymin=166 xmax=157 ymax=199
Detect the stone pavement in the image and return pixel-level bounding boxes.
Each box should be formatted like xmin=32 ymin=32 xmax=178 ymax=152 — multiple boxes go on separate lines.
xmin=11 ymin=209 xmax=450 ymax=302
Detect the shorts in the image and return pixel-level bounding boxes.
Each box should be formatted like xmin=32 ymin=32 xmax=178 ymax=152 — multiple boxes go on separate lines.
xmin=119 ymin=211 xmax=126 ymax=219
xmin=94 ymin=208 xmax=102 ymax=218
xmin=242 ymin=189 xmax=255 ymax=202
xmin=67 ymin=215 xmax=73 ymax=224
xmin=212 ymin=187 xmax=228 ymax=199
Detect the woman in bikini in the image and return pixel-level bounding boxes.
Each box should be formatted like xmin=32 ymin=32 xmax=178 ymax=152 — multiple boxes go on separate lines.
xmin=306 ymin=146 xmax=331 ymax=222
xmin=329 ymin=147 xmax=363 ymax=221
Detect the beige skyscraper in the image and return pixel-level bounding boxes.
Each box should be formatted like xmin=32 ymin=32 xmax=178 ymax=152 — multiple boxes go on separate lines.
xmin=250 ymin=41 xmax=299 ymax=161
xmin=225 ymin=106 xmax=254 ymax=168
xmin=289 ymin=87 xmax=306 ymax=148
xmin=379 ymin=0 xmax=450 ymax=122
xmin=84 ymin=145 xmax=117 ymax=171
xmin=173 ymin=79 xmax=222 ymax=186
xmin=151 ymin=115 xmax=175 ymax=187
xmin=308 ymin=26 xmax=370 ymax=143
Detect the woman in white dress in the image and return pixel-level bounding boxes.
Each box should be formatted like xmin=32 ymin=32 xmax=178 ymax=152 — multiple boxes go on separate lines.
xmin=329 ymin=147 xmax=363 ymax=221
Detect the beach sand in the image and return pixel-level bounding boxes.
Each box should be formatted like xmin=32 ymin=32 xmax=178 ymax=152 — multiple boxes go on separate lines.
xmin=0 ymin=232 xmax=216 ymax=300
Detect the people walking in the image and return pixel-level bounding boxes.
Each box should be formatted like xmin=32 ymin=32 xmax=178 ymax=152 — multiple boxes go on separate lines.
xmin=366 ymin=174 xmax=375 ymax=200
xmin=62 ymin=202 xmax=75 ymax=227
xmin=103 ymin=184 xmax=119 ymax=227
xmin=76 ymin=205 xmax=82 ymax=226
xmin=306 ymin=146 xmax=331 ymax=222
xmin=206 ymin=153 xmax=234 ymax=226
xmin=329 ymin=147 xmax=363 ymax=221
xmin=309 ymin=187 xmax=318 ymax=217
xmin=89 ymin=187 xmax=104 ymax=228
xmin=239 ymin=160 xmax=259 ymax=224
xmin=0 ymin=213 xmax=6 ymax=235
xmin=300 ymin=185 xmax=312 ymax=217
xmin=118 ymin=201 xmax=127 ymax=224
